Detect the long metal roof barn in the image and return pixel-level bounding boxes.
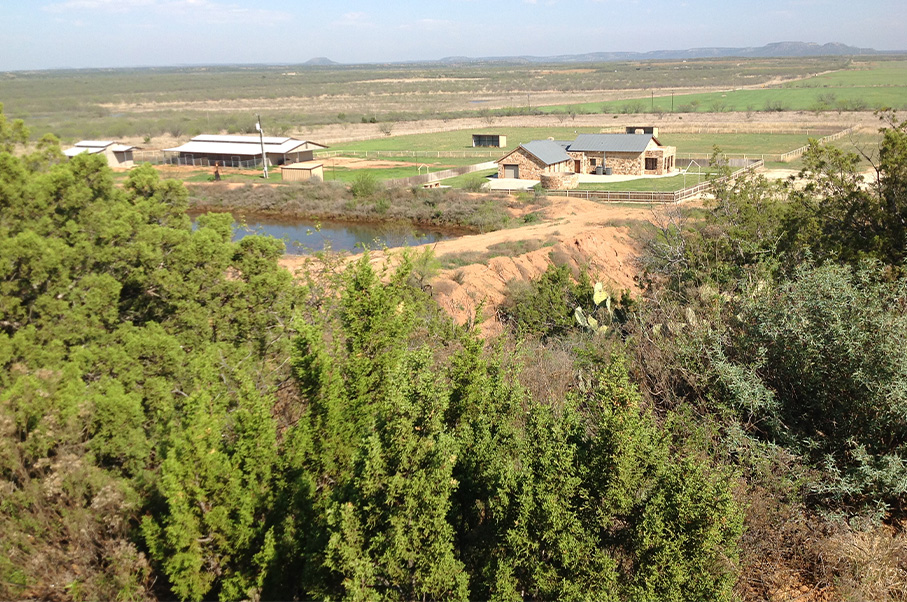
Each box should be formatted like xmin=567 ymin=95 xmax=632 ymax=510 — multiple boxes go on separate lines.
xmin=164 ymin=135 xmax=326 ymax=157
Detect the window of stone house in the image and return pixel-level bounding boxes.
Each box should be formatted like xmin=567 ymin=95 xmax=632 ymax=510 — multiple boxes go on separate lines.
xmin=645 ymin=157 xmax=657 ymax=171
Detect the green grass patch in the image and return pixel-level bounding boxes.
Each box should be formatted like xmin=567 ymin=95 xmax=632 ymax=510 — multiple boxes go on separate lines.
xmin=577 ymin=172 xmax=716 ymax=192
xmin=327 ymin=126 xmax=606 ymax=154
xmin=538 ymin=60 xmax=907 ymax=115
xmin=442 ymin=169 xmax=496 ymax=189
xmin=660 ymin=133 xmax=819 ymax=155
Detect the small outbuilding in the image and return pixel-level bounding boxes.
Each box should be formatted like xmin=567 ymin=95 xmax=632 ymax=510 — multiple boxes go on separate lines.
xmin=64 ymin=140 xmax=136 ymax=167
xmin=280 ymin=161 xmax=324 ymax=182
xmin=164 ymin=135 xmax=327 ymax=168
xmin=472 ymin=133 xmax=507 ymax=148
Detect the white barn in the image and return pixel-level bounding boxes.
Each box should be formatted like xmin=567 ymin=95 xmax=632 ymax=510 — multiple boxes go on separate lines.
xmin=64 ymin=140 xmax=136 ymax=167
xmin=164 ymin=135 xmax=327 ymax=168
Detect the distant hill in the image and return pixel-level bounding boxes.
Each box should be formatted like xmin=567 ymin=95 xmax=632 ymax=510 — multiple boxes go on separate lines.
xmin=436 ymin=42 xmax=887 ymax=65
xmin=304 ymin=57 xmax=338 ymax=66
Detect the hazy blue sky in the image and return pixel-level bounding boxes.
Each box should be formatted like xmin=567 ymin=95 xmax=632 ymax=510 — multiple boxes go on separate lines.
xmin=0 ymin=0 xmax=903 ymax=71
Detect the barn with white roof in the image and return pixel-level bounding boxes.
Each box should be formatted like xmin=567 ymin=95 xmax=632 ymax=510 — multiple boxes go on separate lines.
xmin=64 ymin=140 xmax=136 ymax=167
xmin=164 ymin=135 xmax=327 ymax=168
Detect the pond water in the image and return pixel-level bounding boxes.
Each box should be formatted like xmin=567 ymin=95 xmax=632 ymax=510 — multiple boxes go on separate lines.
xmin=191 ymin=212 xmax=457 ymax=254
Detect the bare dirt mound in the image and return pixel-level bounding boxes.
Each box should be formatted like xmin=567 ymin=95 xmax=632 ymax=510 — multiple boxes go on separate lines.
xmin=427 ymin=196 xmax=650 ymax=336
xmin=283 ymin=194 xmax=655 ymax=337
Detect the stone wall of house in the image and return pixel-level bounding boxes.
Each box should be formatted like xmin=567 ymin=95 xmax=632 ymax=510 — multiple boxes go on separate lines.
xmin=643 ymin=145 xmax=677 ymax=175
xmin=604 ymin=152 xmax=643 ymax=176
xmin=568 ymin=150 xmax=607 ymax=174
xmin=540 ymin=172 xmax=579 ymax=190
xmin=497 ymin=148 xmax=567 ymax=180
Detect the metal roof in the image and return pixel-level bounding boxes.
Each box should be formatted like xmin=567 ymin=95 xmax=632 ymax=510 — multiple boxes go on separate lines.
xmin=520 ymin=140 xmax=571 ymax=165
xmin=164 ymin=135 xmax=323 ymax=156
xmin=74 ymin=140 xmax=114 ymax=148
xmin=64 ymin=141 xmax=134 ymax=156
xmin=192 ymin=134 xmax=298 ymax=145
xmin=281 ymin=161 xmax=323 ymax=170
xmin=568 ymin=133 xmax=654 ymax=153
xmin=64 ymin=147 xmax=96 ymax=157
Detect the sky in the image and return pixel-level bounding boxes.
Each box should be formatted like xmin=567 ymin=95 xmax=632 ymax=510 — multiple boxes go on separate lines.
xmin=0 ymin=0 xmax=903 ymax=71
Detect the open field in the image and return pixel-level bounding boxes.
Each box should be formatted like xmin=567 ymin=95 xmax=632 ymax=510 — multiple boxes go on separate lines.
xmin=539 ymin=59 xmax=907 ymax=115
xmin=329 ymin=129 xmax=840 ymax=156
xmin=1 ymin=55 xmax=892 ymax=145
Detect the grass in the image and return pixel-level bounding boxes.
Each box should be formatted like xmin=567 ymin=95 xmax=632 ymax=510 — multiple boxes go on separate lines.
xmin=579 ymin=171 xmax=717 ymax=192
xmin=538 ymin=59 xmax=907 ymax=116
xmin=327 ymin=127 xmax=606 ymax=153
xmin=660 ymin=133 xmax=820 ymax=155
xmin=3 ymin=56 xmax=862 ymax=143
xmin=442 ymin=169 xmax=497 ymax=189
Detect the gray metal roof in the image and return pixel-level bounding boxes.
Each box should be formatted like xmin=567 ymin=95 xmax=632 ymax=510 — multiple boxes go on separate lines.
xmin=520 ymin=140 xmax=571 ymax=165
xmin=568 ymin=133 xmax=653 ymax=153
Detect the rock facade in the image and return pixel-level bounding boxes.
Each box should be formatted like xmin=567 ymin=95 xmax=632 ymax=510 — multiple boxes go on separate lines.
xmin=497 ymin=147 xmax=570 ymax=180
xmin=540 ymin=172 xmax=580 ymax=189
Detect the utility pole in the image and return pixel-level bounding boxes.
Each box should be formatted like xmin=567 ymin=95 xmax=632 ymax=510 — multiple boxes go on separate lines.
xmin=256 ymin=114 xmax=268 ymax=179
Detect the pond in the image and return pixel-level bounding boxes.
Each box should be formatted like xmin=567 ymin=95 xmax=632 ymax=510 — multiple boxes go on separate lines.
xmin=190 ymin=212 xmax=458 ymax=254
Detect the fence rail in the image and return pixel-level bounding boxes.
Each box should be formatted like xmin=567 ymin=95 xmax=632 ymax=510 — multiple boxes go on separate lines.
xmin=779 ymin=127 xmax=856 ymax=162
xmin=316 ymin=149 xmax=504 ymax=159
xmin=386 ymin=162 xmax=497 ymax=187
xmin=132 ymin=150 xmax=268 ymax=169
xmin=496 ymin=159 xmax=764 ymax=205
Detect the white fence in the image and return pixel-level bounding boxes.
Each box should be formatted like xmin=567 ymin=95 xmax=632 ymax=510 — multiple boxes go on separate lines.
xmin=316 ymin=149 xmax=503 ymax=159
xmin=779 ymin=127 xmax=857 ymax=162
xmin=497 ymin=159 xmax=764 ymax=205
xmin=387 ymin=162 xmax=497 ymax=187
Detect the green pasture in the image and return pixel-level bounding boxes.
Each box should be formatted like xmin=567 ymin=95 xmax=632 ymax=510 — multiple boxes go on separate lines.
xmin=442 ymin=169 xmax=497 ymax=189
xmin=579 ymin=170 xmax=717 ymax=192
xmin=330 ymin=129 xmax=849 ymax=161
xmin=539 ymin=60 xmax=907 ymax=115
xmin=783 ymin=60 xmax=907 ymax=88
xmin=659 ymin=132 xmax=818 ymax=155
xmin=326 ymin=127 xmax=605 ymax=153
xmin=541 ymin=86 xmax=907 ymax=115
xmin=320 ymin=164 xmax=445 ymax=184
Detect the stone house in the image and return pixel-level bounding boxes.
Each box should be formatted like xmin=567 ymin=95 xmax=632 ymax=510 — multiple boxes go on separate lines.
xmin=496 ymin=133 xmax=676 ymax=180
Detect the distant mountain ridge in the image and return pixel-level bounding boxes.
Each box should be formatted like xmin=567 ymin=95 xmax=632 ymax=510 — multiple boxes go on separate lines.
xmin=429 ymin=42 xmax=887 ymax=64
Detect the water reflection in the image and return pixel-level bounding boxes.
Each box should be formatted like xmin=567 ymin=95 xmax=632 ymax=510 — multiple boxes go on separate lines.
xmin=191 ymin=212 xmax=456 ymax=254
